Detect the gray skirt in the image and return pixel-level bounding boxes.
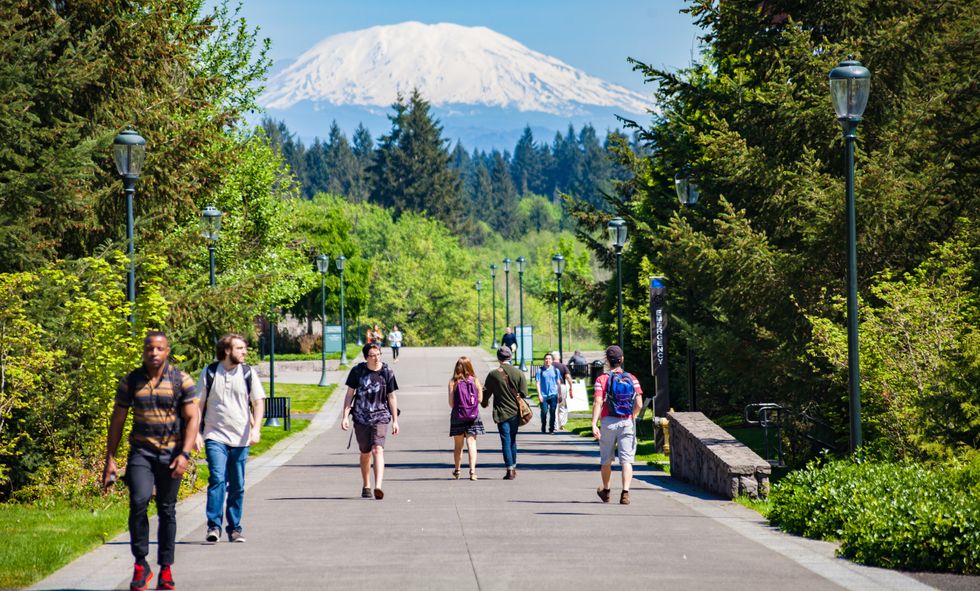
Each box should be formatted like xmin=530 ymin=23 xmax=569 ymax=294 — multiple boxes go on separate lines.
xmin=449 ymin=412 xmax=486 ymax=436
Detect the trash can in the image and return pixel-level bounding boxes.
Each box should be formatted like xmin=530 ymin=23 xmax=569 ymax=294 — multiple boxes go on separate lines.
xmin=589 ymin=359 xmax=606 ymax=384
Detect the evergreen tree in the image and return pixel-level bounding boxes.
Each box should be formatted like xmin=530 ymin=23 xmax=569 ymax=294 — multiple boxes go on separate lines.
xmin=350 ymin=123 xmax=374 ymax=202
xmin=489 ymin=150 xmax=519 ymax=238
xmin=369 ymin=90 xmax=463 ymax=231
xmin=323 ymin=121 xmax=358 ymax=197
xmin=304 ymin=138 xmax=328 ymax=198
xmin=510 ymin=126 xmax=540 ymax=196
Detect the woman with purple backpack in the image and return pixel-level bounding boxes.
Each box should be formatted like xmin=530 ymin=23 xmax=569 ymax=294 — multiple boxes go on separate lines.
xmin=448 ymin=356 xmax=485 ymax=480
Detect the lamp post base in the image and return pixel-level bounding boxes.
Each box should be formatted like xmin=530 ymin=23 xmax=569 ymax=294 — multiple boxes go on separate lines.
xmin=263 ymin=417 xmax=280 ymax=428
xmin=340 ymin=353 xmax=349 ymax=366
xmin=318 ymin=368 xmax=329 ymax=387
xmin=492 ymin=340 xmax=499 ymax=348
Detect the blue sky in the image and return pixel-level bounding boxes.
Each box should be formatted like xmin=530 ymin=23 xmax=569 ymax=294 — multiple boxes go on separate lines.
xmin=225 ymin=0 xmax=705 ymax=95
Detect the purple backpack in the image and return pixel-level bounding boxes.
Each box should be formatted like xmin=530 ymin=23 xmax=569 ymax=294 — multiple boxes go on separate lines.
xmin=454 ymin=378 xmax=480 ymax=421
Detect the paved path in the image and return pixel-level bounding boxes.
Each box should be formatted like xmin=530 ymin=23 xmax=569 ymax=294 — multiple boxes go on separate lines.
xmin=32 ymin=347 xmax=937 ymax=591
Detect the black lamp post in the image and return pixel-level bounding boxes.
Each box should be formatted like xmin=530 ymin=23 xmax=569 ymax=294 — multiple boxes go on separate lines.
xmin=552 ymin=253 xmax=566 ymax=362
xmin=264 ymin=310 xmax=279 ymax=427
xmin=112 ymin=128 xmax=146 ymax=327
xmin=830 ymin=56 xmax=871 ymax=453
xmin=336 ymin=255 xmax=348 ymax=365
xmin=490 ymin=264 xmax=498 ymax=348
xmin=475 ymin=280 xmax=483 ymax=346
xmin=201 ymin=205 xmax=222 ymax=288
xmin=503 ymin=257 xmax=511 ymax=330
xmin=516 ymin=256 xmax=526 ymax=370
xmin=316 ymin=254 xmax=330 ymax=387
xmin=675 ymin=174 xmax=702 ymax=411
xmin=607 ymin=217 xmax=628 ymax=349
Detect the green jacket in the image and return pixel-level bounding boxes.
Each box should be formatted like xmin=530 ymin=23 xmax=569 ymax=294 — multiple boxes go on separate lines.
xmin=482 ymin=362 xmax=527 ymax=424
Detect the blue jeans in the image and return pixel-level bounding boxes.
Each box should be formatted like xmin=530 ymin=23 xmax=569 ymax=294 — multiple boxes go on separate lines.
xmin=497 ymin=415 xmax=520 ymax=469
xmin=205 ymin=440 xmax=249 ymax=533
xmin=540 ymin=396 xmax=558 ymax=431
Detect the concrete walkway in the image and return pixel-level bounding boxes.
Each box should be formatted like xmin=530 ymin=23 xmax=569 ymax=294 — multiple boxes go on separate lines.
xmin=32 ymin=347 xmax=937 ymax=591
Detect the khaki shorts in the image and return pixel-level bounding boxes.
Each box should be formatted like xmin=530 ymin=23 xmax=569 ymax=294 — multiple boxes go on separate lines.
xmin=599 ymin=416 xmax=636 ymax=465
xmin=354 ymin=421 xmax=388 ymax=453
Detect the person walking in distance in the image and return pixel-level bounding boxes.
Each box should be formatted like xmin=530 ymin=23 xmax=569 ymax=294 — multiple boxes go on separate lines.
xmin=500 ymin=326 xmax=518 ymax=355
xmin=592 ymin=345 xmax=643 ymax=505
xmin=195 ymin=333 xmax=266 ymax=544
xmin=535 ymin=353 xmax=561 ymax=433
xmin=102 ymin=331 xmax=199 ymax=591
xmin=388 ymin=324 xmax=403 ymax=362
xmin=448 ymin=356 xmax=485 ymax=480
xmin=550 ymin=350 xmax=572 ymax=431
xmin=481 ymin=347 xmax=527 ymax=480
xmin=342 ymin=343 xmax=400 ymax=499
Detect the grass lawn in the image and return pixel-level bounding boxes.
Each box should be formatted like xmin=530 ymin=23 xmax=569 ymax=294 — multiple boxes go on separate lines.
xmin=0 ymin=382 xmax=335 ymax=589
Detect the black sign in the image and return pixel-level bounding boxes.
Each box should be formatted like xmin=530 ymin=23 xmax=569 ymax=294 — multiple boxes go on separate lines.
xmin=650 ymin=277 xmax=669 ymax=450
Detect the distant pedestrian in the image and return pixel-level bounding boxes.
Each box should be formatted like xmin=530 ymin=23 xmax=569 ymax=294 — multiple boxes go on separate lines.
xmin=501 ymin=326 xmax=517 ymax=354
xmin=481 ymin=346 xmax=527 ymax=480
xmin=102 ymin=331 xmax=199 ymax=591
xmin=448 ymin=356 xmax=485 ymax=480
xmin=370 ymin=324 xmax=385 ymax=348
xmin=195 ymin=333 xmax=266 ymax=544
xmin=592 ymin=345 xmax=643 ymax=505
xmin=535 ymin=353 xmax=561 ymax=433
xmin=342 ymin=343 xmax=400 ymax=500
xmin=568 ymin=350 xmax=588 ymax=378
xmin=388 ymin=324 xmax=403 ymax=362
xmin=550 ymin=350 xmax=572 ymax=431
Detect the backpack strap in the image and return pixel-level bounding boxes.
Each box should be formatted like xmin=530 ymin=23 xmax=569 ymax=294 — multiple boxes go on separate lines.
xmin=201 ymin=361 xmax=219 ymax=432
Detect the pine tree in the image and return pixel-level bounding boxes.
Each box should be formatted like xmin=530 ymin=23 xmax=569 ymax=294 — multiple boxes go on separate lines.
xmin=510 ymin=126 xmax=539 ymax=196
xmin=324 ymin=121 xmax=358 ymax=197
xmin=369 ymin=90 xmax=463 ymax=231
xmin=350 ymin=123 xmax=374 ymax=202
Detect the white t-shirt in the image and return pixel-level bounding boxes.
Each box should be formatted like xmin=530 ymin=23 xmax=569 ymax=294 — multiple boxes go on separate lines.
xmin=198 ymin=363 xmax=266 ymax=447
xmin=388 ymin=330 xmax=403 ymax=347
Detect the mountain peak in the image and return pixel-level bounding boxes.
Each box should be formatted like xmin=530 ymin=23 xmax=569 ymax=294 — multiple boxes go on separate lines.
xmin=260 ymin=21 xmax=650 ymax=116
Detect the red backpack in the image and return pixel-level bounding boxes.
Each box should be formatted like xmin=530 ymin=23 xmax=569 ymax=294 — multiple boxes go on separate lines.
xmin=454 ymin=378 xmax=480 ymax=421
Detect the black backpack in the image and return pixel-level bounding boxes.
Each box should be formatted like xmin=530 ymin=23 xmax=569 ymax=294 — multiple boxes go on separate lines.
xmin=201 ymin=361 xmax=253 ymax=431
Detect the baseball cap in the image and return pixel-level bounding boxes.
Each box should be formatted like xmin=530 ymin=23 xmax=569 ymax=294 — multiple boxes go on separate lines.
xmin=605 ymin=345 xmax=623 ymax=362
xmin=496 ymin=347 xmax=512 ymax=361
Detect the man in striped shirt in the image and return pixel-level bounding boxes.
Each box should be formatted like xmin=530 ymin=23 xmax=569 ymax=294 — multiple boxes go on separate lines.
xmin=103 ymin=331 xmax=199 ymax=591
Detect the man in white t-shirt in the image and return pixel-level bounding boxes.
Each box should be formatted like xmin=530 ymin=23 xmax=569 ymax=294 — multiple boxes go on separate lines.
xmin=195 ymin=333 xmax=266 ymax=543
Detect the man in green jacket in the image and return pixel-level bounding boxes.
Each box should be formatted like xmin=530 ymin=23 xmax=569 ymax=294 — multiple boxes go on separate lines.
xmin=481 ymin=347 xmax=528 ymax=480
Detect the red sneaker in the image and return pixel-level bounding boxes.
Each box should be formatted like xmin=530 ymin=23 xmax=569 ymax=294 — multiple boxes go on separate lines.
xmin=130 ymin=562 xmax=153 ymax=591
xmin=157 ymin=564 xmax=175 ymax=590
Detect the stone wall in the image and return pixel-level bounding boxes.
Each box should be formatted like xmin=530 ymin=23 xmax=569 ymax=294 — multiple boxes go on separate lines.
xmin=667 ymin=412 xmax=771 ymax=499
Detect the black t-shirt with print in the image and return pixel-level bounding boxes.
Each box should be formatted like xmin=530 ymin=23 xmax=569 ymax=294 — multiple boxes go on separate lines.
xmin=345 ymin=362 xmax=398 ymax=425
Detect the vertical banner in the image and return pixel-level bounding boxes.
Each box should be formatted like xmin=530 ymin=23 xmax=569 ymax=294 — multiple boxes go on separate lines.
xmin=650 ymin=276 xmax=669 ymax=451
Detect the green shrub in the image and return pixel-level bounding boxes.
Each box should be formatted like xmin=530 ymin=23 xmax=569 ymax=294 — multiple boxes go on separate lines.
xmin=769 ymin=454 xmax=980 ymax=574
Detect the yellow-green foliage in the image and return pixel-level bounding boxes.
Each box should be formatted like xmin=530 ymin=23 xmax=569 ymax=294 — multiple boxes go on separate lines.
xmin=0 ymin=254 xmax=168 ymax=500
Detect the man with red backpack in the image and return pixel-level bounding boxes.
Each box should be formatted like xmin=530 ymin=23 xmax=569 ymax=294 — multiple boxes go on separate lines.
xmin=591 ymin=345 xmax=643 ymax=505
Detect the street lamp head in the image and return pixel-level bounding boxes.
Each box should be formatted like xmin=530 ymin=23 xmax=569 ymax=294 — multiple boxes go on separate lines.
xmin=490 ymin=263 xmax=497 ymax=278
xmin=607 ymin=217 xmax=628 ymax=250
xmin=829 ymin=56 xmax=871 ymax=122
xmin=112 ymin=128 xmax=146 ymax=179
xmin=315 ymin=254 xmax=330 ymax=273
xmin=674 ymin=174 xmax=701 ymax=207
xmin=200 ymin=205 xmax=222 ymax=242
xmin=551 ymin=253 xmax=566 ymax=276
xmin=502 ymin=257 xmax=511 ymax=272
xmin=516 ymin=256 xmax=526 ymax=274
xmin=335 ymin=254 xmax=346 ymax=271
xmin=476 ymin=280 xmax=482 ymax=291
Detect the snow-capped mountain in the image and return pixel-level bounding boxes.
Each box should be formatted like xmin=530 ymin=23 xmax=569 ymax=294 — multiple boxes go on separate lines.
xmin=259 ymin=22 xmax=652 ymax=150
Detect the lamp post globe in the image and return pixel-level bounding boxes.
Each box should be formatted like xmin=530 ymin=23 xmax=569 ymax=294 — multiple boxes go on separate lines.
xmin=552 ymin=253 xmax=566 ymax=362
xmin=829 ymin=56 xmax=871 ymax=452
xmin=607 ymin=217 xmax=628 ymax=349
xmin=490 ymin=264 xmax=499 ymax=348
xmin=674 ymin=174 xmax=701 ymax=207
xmin=336 ymin=254 xmax=348 ymax=365
xmin=316 ymin=254 xmax=330 ymax=386
xmin=201 ymin=205 xmax=222 ymax=288
xmin=112 ymin=128 xmax=146 ymax=327
xmin=516 ymin=256 xmax=526 ymax=369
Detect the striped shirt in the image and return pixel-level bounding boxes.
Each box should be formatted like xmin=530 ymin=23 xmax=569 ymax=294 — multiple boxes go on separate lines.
xmin=116 ymin=363 xmax=198 ymax=459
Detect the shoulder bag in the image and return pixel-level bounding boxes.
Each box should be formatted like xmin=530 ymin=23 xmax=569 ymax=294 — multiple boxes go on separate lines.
xmin=500 ymin=367 xmax=533 ymax=426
